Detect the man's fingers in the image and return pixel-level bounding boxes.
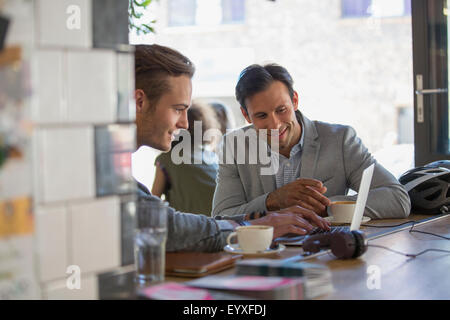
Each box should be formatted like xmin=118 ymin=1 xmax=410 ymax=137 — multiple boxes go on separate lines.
xmin=297 ymin=196 xmax=326 ymax=213
xmin=288 ymin=206 xmax=330 ymax=230
xmin=303 ymin=186 xmax=332 ymax=206
xmin=300 ymin=208 xmax=331 ymax=230
xmin=293 ymin=178 xmax=324 ymax=189
xmin=296 ymin=199 xmax=315 ymax=211
xmin=273 ymin=224 xmax=308 ymax=239
xmin=291 ymin=215 xmax=314 ymax=232
xmin=271 ymin=212 xmax=314 ymax=232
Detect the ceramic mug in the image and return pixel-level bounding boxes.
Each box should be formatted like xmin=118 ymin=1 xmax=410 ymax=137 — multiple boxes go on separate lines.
xmin=329 ymin=201 xmax=356 ymax=223
xmin=226 ymin=225 xmax=273 ymax=252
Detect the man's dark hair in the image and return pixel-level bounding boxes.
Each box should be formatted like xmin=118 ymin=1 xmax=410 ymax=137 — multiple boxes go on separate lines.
xmin=235 ymin=63 xmax=294 ymax=114
xmin=135 ymin=44 xmax=195 ymax=105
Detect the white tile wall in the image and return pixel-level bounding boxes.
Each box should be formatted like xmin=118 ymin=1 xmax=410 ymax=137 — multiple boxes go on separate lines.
xmin=117 ymin=52 xmax=136 ymax=122
xmin=36 ymin=0 xmax=92 ymax=48
xmin=69 ymin=197 xmax=121 ymax=274
xmin=32 ymin=49 xmax=65 ymax=124
xmin=6 ymin=0 xmax=134 ymax=300
xmin=67 ymin=50 xmax=117 ymax=123
xmin=43 ymin=274 xmax=98 ymax=300
xmin=35 ymin=205 xmax=68 ymax=282
xmin=32 ymin=49 xmax=118 ymax=125
xmin=3 ymin=0 xmax=35 ymax=47
xmin=33 ymin=127 xmax=95 ymax=203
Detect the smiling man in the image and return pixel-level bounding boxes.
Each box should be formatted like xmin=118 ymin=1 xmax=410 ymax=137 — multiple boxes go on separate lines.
xmin=212 ymin=63 xmax=411 ymax=219
xmin=134 ymin=46 xmax=330 ymax=252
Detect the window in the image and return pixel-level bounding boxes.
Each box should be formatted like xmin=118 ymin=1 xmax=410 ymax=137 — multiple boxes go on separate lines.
xmin=168 ymin=0 xmax=245 ymax=27
xmin=342 ymin=0 xmax=411 ymax=18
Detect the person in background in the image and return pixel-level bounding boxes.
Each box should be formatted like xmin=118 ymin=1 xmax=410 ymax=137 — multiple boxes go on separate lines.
xmin=151 ymin=100 xmax=221 ymax=215
xmin=134 ymin=44 xmax=330 ymax=252
xmin=210 ymin=101 xmax=236 ymax=135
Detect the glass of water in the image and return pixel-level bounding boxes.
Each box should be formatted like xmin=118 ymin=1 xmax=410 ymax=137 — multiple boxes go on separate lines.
xmin=134 ymin=199 xmax=168 ymax=284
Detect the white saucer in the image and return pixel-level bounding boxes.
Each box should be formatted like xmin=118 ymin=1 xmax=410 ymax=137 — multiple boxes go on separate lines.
xmin=224 ymin=244 xmax=286 ymax=256
xmin=324 ymin=216 xmax=371 ymax=225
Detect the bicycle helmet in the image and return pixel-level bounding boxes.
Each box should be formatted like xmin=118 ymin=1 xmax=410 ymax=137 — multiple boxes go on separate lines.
xmin=399 ymin=165 xmax=450 ymax=214
xmin=425 ymin=160 xmax=450 ymax=170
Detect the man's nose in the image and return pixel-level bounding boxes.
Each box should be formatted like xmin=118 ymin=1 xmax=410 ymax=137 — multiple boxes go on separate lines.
xmin=177 ymin=111 xmax=189 ymax=130
xmin=266 ymin=115 xmax=281 ymax=130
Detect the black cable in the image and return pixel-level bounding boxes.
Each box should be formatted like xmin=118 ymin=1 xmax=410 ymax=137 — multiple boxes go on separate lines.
xmin=361 ymin=218 xmax=450 ymax=239
xmin=360 ymin=221 xmax=450 ymax=239
xmin=367 ymin=244 xmax=450 ymax=258
xmin=361 ymin=212 xmax=450 ymax=229
xmin=360 ymin=221 xmax=416 ymax=228
xmin=409 ymin=229 xmax=450 ymax=240
xmin=366 ymin=220 xmax=450 ymax=258
xmin=408 ymin=221 xmax=450 ymax=240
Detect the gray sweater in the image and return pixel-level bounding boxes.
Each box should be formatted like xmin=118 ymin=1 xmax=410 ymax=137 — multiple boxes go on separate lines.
xmin=137 ymin=182 xmax=240 ymax=252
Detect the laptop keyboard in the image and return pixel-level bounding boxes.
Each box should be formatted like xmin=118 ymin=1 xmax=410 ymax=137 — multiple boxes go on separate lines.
xmin=310 ymin=226 xmax=349 ymax=235
xmin=274 ymin=226 xmax=350 ymax=244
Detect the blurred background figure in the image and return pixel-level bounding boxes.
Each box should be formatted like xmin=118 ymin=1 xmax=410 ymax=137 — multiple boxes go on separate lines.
xmin=210 ymin=101 xmax=236 ymax=136
xmin=151 ymin=100 xmax=222 ymax=215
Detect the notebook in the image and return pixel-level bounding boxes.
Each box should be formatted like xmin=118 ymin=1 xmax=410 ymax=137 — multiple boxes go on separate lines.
xmin=275 ymin=163 xmax=375 ymax=245
xmin=235 ymin=260 xmax=333 ymax=299
xmin=165 ymin=252 xmax=242 ymax=277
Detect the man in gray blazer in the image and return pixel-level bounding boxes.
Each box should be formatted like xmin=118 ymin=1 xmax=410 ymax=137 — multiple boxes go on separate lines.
xmin=212 ymin=63 xmax=411 ymax=219
xmin=134 ymin=46 xmax=330 ymax=252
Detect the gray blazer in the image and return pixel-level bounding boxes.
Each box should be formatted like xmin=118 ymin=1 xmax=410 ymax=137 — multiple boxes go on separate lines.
xmin=212 ymin=114 xmax=411 ymax=219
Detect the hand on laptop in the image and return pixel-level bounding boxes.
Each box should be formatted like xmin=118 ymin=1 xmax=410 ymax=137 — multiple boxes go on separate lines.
xmin=266 ymin=178 xmax=332 ymax=216
xmin=250 ymin=205 xmax=330 ymax=239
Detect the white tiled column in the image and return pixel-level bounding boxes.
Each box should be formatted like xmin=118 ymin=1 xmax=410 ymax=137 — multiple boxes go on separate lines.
xmin=36 ymin=0 xmax=93 ymax=48
xmin=33 ymin=126 xmax=96 ymax=204
xmin=66 ymin=50 xmax=117 ymax=124
xmin=68 ymin=196 xmax=121 ymax=274
xmin=35 ymin=205 xmax=68 ymax=283
xmin=43 ymin=274 xmax=98 ymax=300
xmin=32 ymin=49 xmax=65 ymax=124
xmin=29 ymin=0 xmax=135 ymax=301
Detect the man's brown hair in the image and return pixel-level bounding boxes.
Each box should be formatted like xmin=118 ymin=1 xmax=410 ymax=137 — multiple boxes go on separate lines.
xmin=134 ymin=44 xmax=195 ymax=105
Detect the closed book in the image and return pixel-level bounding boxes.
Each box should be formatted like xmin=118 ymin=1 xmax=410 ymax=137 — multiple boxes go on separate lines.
xmin=235 ymin=259 xmax=333 ymax=299
xmin=187 ymin=275 xmax=304 ymax=300
xmin=165 ymin=252 xmax=242 ymax=277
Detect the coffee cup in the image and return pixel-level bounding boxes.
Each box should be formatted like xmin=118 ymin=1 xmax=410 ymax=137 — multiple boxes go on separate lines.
xmin=226 ymin=225 xmax=273 ymax=252
xmin=328 ymin=201 xmax=356 ymax=223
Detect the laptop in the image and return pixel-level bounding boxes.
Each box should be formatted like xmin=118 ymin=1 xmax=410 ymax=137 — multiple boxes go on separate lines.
xmin=275 ymin=163 xmax=375 ymax=245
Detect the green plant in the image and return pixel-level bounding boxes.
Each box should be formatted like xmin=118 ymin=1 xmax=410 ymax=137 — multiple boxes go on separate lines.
xmin=129 ymin=0 xmax=157 ymax=35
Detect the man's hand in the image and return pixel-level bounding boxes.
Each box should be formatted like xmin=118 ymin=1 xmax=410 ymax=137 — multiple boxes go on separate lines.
xmin=249 ymin=205 xmax=330 ymax=239
xmin=266 ymin=178 xmax=332 ymax=216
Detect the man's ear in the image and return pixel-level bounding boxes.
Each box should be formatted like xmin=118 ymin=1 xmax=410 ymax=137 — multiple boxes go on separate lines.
xmin=240 ymin=107 xmax=252 ymax=123
xmin=135 ymin=89 xmax=147 ymax=114
xmin=292 ymin=91 xmax=299 ymax=111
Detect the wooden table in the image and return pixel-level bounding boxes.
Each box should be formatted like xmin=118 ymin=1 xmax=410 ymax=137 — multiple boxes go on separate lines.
xmin=99 ymin=213 xmax=450 ymax=299
xmin=169 ymin=213 xmax=450 ymax=299
xmin=313 ymin=213 xmax=450 ymax=299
